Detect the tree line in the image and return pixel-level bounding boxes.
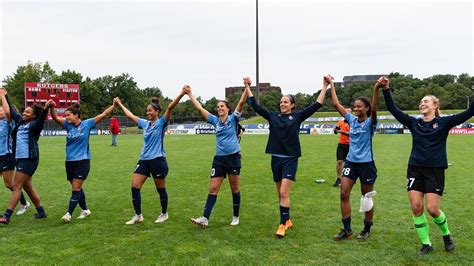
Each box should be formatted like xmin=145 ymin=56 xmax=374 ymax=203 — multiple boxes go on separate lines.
xmin=2 ymin=61 xmax=473 ymax=119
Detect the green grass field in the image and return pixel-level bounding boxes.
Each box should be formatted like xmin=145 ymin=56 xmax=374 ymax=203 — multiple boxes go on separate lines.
xmin=1 ymin=134 xmax=473 ymax=264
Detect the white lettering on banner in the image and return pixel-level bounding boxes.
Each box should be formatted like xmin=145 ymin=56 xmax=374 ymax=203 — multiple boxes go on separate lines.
xmin=35 ymin=83 xmax=69 ymax=89
xmin=449 ymin=128 xmax=474 ymax=135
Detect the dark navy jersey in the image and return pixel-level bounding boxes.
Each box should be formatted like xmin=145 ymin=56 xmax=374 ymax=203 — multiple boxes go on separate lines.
xmin=383 ymin=89 xmax=474 ymax=168
xmin=248 ymin=96 xmax=322 ymax=157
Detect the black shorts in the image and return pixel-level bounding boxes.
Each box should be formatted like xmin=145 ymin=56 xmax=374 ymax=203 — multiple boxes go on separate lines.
xmin=336 ymin=143 xmax=350 ymax=161
xmin=0 ymin=153 xmax=16 ymax=171
xmin=407 ymin=165 xmax=445 ymax=195
xmin=16 ymin=158 xmax=39 ymax=176
xmin=211 ymin=153 xmax=241 ymax=178
xmin=135 ymin=157 xmax=168 ymax=179
xmin=66 ymin=159 xmax=91 ymax=181
xmin=271 ymin=156 xmax=298 ymax=182
xmin=342 ymin=161 xmax=377 ymax=185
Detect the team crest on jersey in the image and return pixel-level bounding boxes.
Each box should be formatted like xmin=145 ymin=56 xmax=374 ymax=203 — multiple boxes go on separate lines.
xmin=433 ymin=123 xmax=438 ymax=129
xmin=289 ymin=116 xmax=293 ymax=120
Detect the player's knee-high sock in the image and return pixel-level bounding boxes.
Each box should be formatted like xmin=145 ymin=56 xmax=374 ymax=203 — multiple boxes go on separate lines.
xmin=78 ymin=189 xmax=88 ymax=210
xmin=156 ymin=187 xmax=168 ymax=214
xmin=342 ymin=217 xmax=352 ymax=232
xmin=432 ymin=210 xmax=450 ymax=236
xmin=364 ymin=219 xmax=373 ymax=232
xmin=413 ymin=213 xmax=431 ymax=245
xmin=232 ymin=192 xmax=240 ymax=217
xmin=203 ymin=194 xmax=217 ymax=219
xmin=67 ymin=190 xmax=81 ymax=215
xmin=280 ymin=205 xmax=290 ymax=225
xmin=131 ymin=187 xmax=142 ymax=215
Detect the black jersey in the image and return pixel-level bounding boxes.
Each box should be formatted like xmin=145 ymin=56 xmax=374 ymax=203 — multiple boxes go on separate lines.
xmin=383 ymin=89 xmax=474 ymax=168
xmin=248 ymin=96 xmax=322 ymax=157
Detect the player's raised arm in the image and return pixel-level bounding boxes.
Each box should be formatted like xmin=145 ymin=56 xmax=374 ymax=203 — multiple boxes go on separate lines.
xmin=163 ymin=86 xmax=187 ymax=121
xmin=49 ymin=100 xmax=66 ymax=127
xmin=93 ymin=99 xmax=117 ymax=125
xmin=235 ymin=77 xmax=251 ymax=113
xmin=115 ymin=97 xmax=139 ymax=124
xmin=329 ymin=75 xmax=347 ymax=117
xmin=186 ymin=85 xmax=210 ymax=120
xmin=0 ymin=88 xmax=11 ymax=121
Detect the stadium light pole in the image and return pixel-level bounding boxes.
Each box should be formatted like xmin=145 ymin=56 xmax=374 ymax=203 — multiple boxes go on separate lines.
xmin=256 ymin=0 xmax=260 ymax=104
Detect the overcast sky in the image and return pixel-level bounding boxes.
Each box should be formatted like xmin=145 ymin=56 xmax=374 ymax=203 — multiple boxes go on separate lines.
xmin=1 ymin=0 xmax=472 ymax=100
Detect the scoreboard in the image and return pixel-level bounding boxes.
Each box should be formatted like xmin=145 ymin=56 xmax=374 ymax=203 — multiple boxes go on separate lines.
xmin=24 ymin=82 xmax=80 ymax=118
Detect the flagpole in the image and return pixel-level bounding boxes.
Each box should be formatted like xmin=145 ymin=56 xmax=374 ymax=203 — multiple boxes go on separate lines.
xmin=256 ymin=0 xmax=260 ymax=103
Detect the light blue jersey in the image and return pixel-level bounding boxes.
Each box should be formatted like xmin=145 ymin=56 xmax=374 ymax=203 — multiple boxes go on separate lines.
xmin=138 ymin=117 xmax=168 ymax=160
xmin=15 ymin=123 xmax=31 ymax=159
xmin=208 ymin=111 xmax=241 ymax=156
xmin=64 ymin=118 xmax=95 ymax=161
xmin=0 ymin=119 xmax=14 ymax=156
xmin=345 ymin=113 xmax=377 ymax=163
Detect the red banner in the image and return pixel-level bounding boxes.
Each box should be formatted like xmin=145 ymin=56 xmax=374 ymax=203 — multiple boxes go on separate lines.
xmin=24 ymin=82 xmax=80 ymax=119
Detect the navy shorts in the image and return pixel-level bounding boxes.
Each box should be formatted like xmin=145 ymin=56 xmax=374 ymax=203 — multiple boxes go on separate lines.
xmin=271 ymin=156 xmax=298 ymax=182
xmin=0 ymin=153 xmax=16 ymax=171
xmin=211 ymin=153 xmax=241 ymax=178
xmin=135 ymin=157 xmax=168 ymax=179
xmin=66 ymin=159 xmax=91 ymax=181
xmin=342 ymin=161 xmax=377 ymax=185
xmin=16 ymin=158 xmax=39 ymax=176
xmin=407 ymin=165 xmax=445 ymax=196
xmin=336 ymin=144 xmax=349 ymax=161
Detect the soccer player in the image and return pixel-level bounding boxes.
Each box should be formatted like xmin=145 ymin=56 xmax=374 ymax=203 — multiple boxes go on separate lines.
xmin=0 ymin=89 xmax=50 ymax=224
xmin=116 ymin=88 xmax=186 ymax=225
xmin=0 ymin=90 xmax=30 ymax=215
xmin=188 ymin=78 xmax=249 ymax=228
xmin=332 ymin=108 xmax=351 ymax=187
xmin=246 ymin=76 xmax=328 ymax=237
xmin=381 ymin=76 xmax=473 ymax=254
xmin=330 ymin=75 xmax=380 ymax=241
xmin=49 ymin=100 xmax=116 ymax=223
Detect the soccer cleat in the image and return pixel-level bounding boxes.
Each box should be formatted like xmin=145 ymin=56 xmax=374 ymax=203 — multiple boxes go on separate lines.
xmin=154 ymin=213 xmax=169 ymax=224
xmin=191 ymin=216 xmax=209 ymax=228
xmin=276 ymin=224 xmax=288 ymax=238
xmin=333 ymin=229 xmax=353 ymax=240
xmin=333 ymin=178 xmax=341 ymax=187
xmin=443 ymin=234 xmax=455 ymax=252
xmin=357 ymin=230 xmax=370 ymax=240
xmin=16 ymin=201 xmax=30 ymax=215
xmin=125 ymin=214 xmax=144 ymax=225
xmin=419 ymin=244 xmax=433 ymax=255
xmin=285 ymin=219 xmax=293 ymax=229
xmin=61 ymin=212 xmax=72 ymax=223
xmin=77 ymin=209 xmax=92 ymax=219
xmin=33 ymin=212 xmax=47 ymax=219
xmin=0 ymin=215 xmax=10 ymax=224
xmin=230 ymin=216 xmax=239 ymax=226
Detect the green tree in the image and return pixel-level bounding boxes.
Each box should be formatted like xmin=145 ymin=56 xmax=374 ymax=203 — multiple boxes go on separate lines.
xmin=2 ymin=61 xmax=57 ymax=108
xmin=457 ymin=73 xmax=472 ymax=88
xmin=79 ymin=77 xmax=101 ymax=118
xmin=259 ymin=91 xmax=281 ymax=112
xmin=203 ymin=97 xmax=219 ymax=115
xmin=55 ymin=70 xmax=83 ymax=84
